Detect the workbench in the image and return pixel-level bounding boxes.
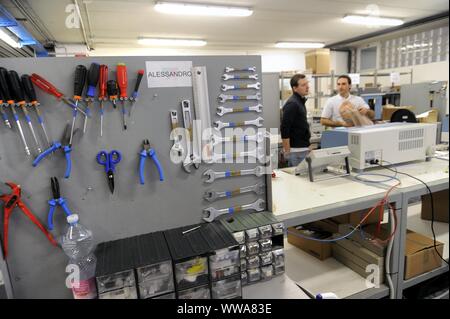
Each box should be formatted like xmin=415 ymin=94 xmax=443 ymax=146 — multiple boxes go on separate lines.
xmin=271 ymin=157 xmax=449 ymax=299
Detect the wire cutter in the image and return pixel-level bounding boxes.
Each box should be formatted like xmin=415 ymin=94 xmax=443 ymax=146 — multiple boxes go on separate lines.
xmin=47 ymin=177 xmax=74 ymax=231
xmin=96 ymin=150 xmax=122 ymax=194
xmin=139 ymin=139 xmax=164 ymax=184
xmin=32 ymin=124 xmax=75 ymax=178
xmin=0 ymin=182 xmax=57 ymax=258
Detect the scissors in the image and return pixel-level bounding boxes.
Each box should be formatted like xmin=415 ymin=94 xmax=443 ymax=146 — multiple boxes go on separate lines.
xmin=96 ymin=150 xmax=122 ymax=194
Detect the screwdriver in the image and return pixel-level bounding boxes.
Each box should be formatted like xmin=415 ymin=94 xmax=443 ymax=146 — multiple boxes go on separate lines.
xmin=107 ymin=80 xmax=118 ymax=109
xmin=116 ymin=63 xmax=128 ymax=130
xmin=128 ymin=69 xmax=145 ymax=118
xmin=0 ymin=67 xmax=30 ymax=156
xmin=8 ymin=70 xmax=42 ymax=154
xmin=98 ymin=64 xmax=108 ymax=137
xmin=72 ymin=65 xmax=87 ymax=145
xmin=84 ymin=62 xmax=100 ymax=133
xmin=0 ymin=82 xmax=11 ymax=129
xmin=21 ymin=74 xmax=51 ymax=149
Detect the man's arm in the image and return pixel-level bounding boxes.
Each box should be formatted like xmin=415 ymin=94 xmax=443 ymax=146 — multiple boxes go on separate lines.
xmin=320 ymin=117 xmax=348 ymax=127
xmin=282 ymin=138 xmax=291 ymax=154
xmin=280 ymin=103 xmax=295 ymax=153
xmin=356 ymin=98 xmax=375 ymax=119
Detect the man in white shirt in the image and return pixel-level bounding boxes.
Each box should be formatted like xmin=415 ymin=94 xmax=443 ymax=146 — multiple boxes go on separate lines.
xmin=320 ymin=75 xmax=375 ymax=128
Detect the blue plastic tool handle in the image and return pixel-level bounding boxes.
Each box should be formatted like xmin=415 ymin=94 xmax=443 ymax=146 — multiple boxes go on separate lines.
xmin=37 ymin=115 xmax=44 ymax=124
xmin=63 ymin=145 xmax=72 ymax=178
xmin=2 ymin=113 xmax=8 ymax=121
xmin=32 ymin=142 xmax=60 ymax=166
xmin=139 ymin=150 xmax=147 ymax=185
xmin=96 ymin=150 xmax=110 ymax=172
xmin=149 ymin=149 xmax=164 ymax=182
xmin=47 ymin=198 xmax=73 ymax=230
xmin=97 ymin=150 xmax=121 ymax=173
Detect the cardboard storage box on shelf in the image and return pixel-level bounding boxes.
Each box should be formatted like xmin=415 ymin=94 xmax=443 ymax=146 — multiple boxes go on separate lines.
xmin=421 ymin=189 xmax=449 ymax=223
xmin=287 ymin=226 xmax=332 ymax=260
xmin=331 ymin=209 xmax=380 ymax=227
xmin=417 ymin=109 xmax=439 ymax=123
xmin=305 ymin=48 xmax=330 ymax=74
xmin=382 ymin=105 xmax=415 ymax=121
xmin=404 ymin=230 xmax=444 ymax=280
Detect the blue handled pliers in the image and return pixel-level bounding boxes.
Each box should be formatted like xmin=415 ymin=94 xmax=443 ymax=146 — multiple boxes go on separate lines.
xmin=32 ymin=124 xmax=75 ymax=179
xmin=139 ymin=139 xmax=164 ymax=184
xmin=97 ymin=150 xmax=122 ymax=194
xmin=47 ymin=177 xmax=73 ymax=230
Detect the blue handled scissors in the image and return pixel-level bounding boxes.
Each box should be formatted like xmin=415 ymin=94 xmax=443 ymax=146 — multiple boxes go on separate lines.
xmin=96 ymin=150 xmax=122 ymax=194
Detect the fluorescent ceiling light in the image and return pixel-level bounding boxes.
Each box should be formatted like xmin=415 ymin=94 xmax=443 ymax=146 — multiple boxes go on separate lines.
xmin=138 ymin=38 xmax=207 ymax=46
xmin=154 ymin=1 xmax=253 ymax=17
xmin=0 ymin=28 xmax=21 ymax=48
xmin=275 ymin=42 xmax=325 ymax=49
xmin=342 ymin=15 xmax=404 ymax=26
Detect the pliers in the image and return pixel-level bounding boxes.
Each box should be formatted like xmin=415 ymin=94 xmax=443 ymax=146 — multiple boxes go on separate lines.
xmin=47 ymin=177 xmax=74 ymax=230
xmin=0 ymin=182 xmax=57 ymax=258
xmin=139 ymin=139 xmax=164 ymax=184
xmin=32 ymin=123 xmax=75 ymax=178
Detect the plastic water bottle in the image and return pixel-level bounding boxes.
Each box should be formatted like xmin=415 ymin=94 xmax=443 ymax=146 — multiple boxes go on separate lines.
xmin=62 ymin=214 xmax=97 ymax=299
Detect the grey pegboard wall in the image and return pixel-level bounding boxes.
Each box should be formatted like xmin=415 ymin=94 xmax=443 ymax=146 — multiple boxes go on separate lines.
xmin=0 ymin=55 xmax=268 ymax=298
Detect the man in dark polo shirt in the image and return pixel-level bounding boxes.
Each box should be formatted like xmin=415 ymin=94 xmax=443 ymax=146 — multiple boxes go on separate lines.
xmin=280 ymin=73 xmax=311 ymax=167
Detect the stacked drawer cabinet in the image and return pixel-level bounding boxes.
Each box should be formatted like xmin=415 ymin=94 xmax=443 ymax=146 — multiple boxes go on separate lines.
xmin=220 ymin=212 xmax=285 ymax=286
xmin=95 ymin=232 xmax=175 ymax=299
xmin=163 ymin=222 xmax=242 ymax=299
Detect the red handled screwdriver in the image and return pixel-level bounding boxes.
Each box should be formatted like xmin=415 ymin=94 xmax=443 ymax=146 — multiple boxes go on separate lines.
xmin=116 ymin=63 xmax=128 ymax=130
xmin=98 ymin=64 xmax=108 ymax=137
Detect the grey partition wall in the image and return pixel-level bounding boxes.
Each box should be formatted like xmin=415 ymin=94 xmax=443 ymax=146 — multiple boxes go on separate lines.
xmin=0 ymin=55 xmax=267 ymax=298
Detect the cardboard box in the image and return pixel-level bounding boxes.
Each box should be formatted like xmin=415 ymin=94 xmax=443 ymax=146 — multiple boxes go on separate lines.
xmin=382 ymin=105 xmax=415 ymax=121
xmin=404 ymin=230 xmax=444 ymax=280
xmin=421 ymin=189 xmax=449 ymax=223
xmin=287 ymin=227 xmax=331 ymax=260
xmin=338 ymin=223 xmax=388 ymax=257
xmin=417 ymin=109 xmax=439 ymax=123
xmin=308 ymin=219 xmax=340 ymax=234
xmin=305 ymin=49 xmax=330 ymax=74
xmin=331 ymin=209 xmax=380 ymax=227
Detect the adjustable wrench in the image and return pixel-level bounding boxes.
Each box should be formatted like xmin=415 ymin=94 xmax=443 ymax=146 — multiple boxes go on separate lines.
xmin=218 ymin=93 xmax=261 ymax=103
xmin=211 ymin=131 xmax=266 ymax=146
xmin=225 ymin=66 xmax=257 ymax=73
xmin=214 ymin=117 xmax=264 ymax=131
xmin=203 ymin=199 xmax=266 ymax=222
xmin=208 ymin=147 xmax=266 ymax=163
xmin=222 ymin=74 xmax=258 ymax=81
xmin=181 ymin=100 xmax=199 ymax=172
xmin=204 ymin=183 xmax=265 ymax=202
xmin=203 ymin=166 xmax=265 ymax=183
xmin=169 ymin=110 xmax=185 ymax=161
xmin=221 ymin=82 xmax=261 ymax=91
xmin=216 ymin=104 xmax=263 ymax=116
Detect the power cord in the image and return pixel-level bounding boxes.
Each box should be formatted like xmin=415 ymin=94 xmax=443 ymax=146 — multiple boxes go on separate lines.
xmin=377 ymin=163 xmax=449 ymax=266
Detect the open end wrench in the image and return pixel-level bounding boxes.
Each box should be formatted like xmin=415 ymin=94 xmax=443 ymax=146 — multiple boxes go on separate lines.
xmin=203 ymin=199 xmax=266 ymax=222
xmin=222 ymin=74 xmax=258 ymax=81
xmin=203 ymin=166 xmax=265 ymax=183
xmin=214 ymin=117 xmax=264 ymax=131
xmin=181 ymin=100 xmax=198 ymax=172
xmin=216 ymin=104 xmax=263 ymax=116
xmin=169 ymin=110 xmax=185 ymax=161
xmin=221 ymin=82 xmax=261 ymax=91
xmin=209 ymin=147 xmax=266 ymax=163
xmin=218 ymin=93 xmax=261 ymax=103
xmin=211 ymin=131 xmax=266 ymax=146
xmin=204 ymin=183 xmax=265 ymax=202
xmin=225 ymin=66 xmax=257 ymax=73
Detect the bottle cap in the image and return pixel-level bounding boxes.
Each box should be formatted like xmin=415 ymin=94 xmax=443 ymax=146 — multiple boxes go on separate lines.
xmin=67 ymin=214 xmax=79 ymax=224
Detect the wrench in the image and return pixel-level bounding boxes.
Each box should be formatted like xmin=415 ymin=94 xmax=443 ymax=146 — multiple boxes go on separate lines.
xmin=222 ymin=74 xmax=258 ymax=81
xmin=225 ymin=66 xmax=257 ymax=73
xmin=211 ymin=131 xmax=266 ymax=146
xmin=216 ymin=104 xmax=263 ymax=116
xmin=203 ymin=199 xmax=266 ymax=222
xmin=203 ymin=166 xmax=265 ymax=183
xmin=169 ymin=110 xmax=185 ymax=161
xmin=208 ymin=147 xmax=266 ymax=163
xmin=218 ymin=93 xmax=261 ymax=103
xmin=221 ymin=83 xmax=261 ymax=91
xmin=181 ymin=100 xmax=200 ymax=172
xmin=214 ymin=117 xmax=264 ymax=131
xmin=204 ymin=183 xmax=265 ymax=202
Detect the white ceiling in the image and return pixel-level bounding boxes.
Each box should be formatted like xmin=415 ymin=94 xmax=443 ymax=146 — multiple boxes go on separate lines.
xmin=2 ymin=0 xmax=449 ymax=51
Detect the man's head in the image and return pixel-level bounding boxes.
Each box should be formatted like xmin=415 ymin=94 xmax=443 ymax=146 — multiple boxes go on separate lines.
xmin=290 ymin=73 xmax=309 ymax=97
xmin=337 ymin=75 xmax=352 ymax=97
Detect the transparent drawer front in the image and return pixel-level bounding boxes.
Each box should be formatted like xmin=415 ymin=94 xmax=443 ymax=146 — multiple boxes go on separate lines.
xmin=212 ymin=277 xmax=242 ymax=299
xmin=245 ymin=228 xmax=259 ymax=242
xmin=273 ymin=264 xmax=285 ymax=275
xmin=175 ymin=257 xmax=208 ymax=289
xmin=241 ymin=272 xmax=248 ymax=286
xmin=240 ymin=244 xmax=247 ymax=258
xmin=152 ymin=292 xmax=176 ymax=299
xmin=233 ymin=231 xmax=245 ymax=245
xmin=98 ymin=286 xmax=138 ymax=299
xmin=178 ymin=285 xmax=211 ymax=299
xmin=259 ymin=225 xmax=272 ymax=239
xmin=260 ymin=252 xmax=273 ymax=266
xmin=259 ymin=239 xmax=272 ymax=252
xmin=247 ymin=268 xmax=261 ymax=283
xmin=138 ymin=275 xmax=174 ymax=299
xmin=210 ymin=249 xmax=240 ymax=281
xmin=246 ymin=241 xmax=260 ymax=256
xmin=136 ymin=261 xmax=173 ymax=283
xmin=246 ymin=255 xmax=260 ymax=269
xmin=261 ymin=265 xmax=273 ymax=281
xmin=272 ymin=223 xmax=284 ymax=236
xmin=240 ymin=258 xmax=247 ymax=272
xmin=272 ymin=249 xmax=285 ymax=268
xmin=96 ymin=270 xmax=135 ymax=294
